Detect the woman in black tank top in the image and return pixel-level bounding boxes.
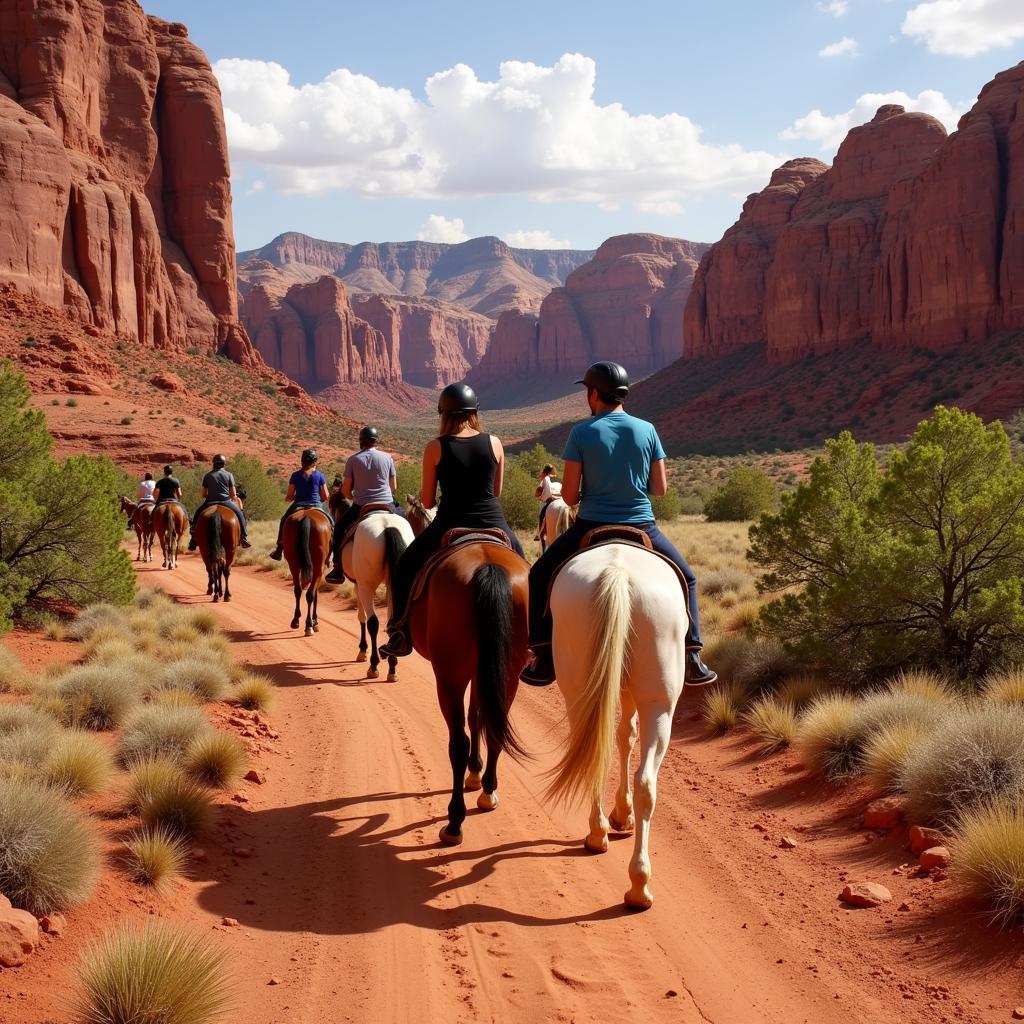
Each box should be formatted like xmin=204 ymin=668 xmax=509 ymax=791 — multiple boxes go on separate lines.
xmin=380 ymin=383 xmax=524 ymax=658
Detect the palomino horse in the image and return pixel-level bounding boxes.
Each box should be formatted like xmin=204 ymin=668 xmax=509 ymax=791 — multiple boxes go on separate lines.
xmin=547 ymin=540 xmax=686 ymax=910
xmin=540 ymin=496 xmax=572 ymax=552
xmin=120 ymin=497 xmax=155 ymax=562
xmin=153 ymin=502 xmax=188 ymax=570
xmin=282 ymin=507 xmax=332 ymax=636
xmin=338 ymin=501 xmax=414 ymax=680
xmin=194 ymin=505 xmax=240 ymax=602
xmin=405 ymin=496 xmax=530 ymax=844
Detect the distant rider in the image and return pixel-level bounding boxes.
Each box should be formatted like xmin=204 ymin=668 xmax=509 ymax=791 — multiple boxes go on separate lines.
xmin=519 ymin=361 xmax=716 ymax=687
xmin=187 ymin=454 xmax=251 ymax=549
xmin=269 ymin=449 xmax=332 ymax=561
xmin=152 ymin=465 xmax=187 ymax=519
xmin=324 ymin=426 xmax=404 ymax=584
xmin=137 ymin=472 xmax=156 ymax=505
xmin=534 ymin=463 xmax=562 ymax=540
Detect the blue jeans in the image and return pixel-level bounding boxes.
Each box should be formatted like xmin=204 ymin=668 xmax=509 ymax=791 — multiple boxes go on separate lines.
xmin=191 ymin=500 xmax=248 ymax=541
xmin=527 ymin=518 xmax=702 ymax=650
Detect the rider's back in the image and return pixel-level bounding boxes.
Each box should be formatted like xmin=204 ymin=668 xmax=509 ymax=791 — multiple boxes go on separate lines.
xmin=345 ymin=448 xmax=395 ymax=504
xmin=436 ymin=433 xmax=502 ymax=527
xmin=203 ymin=468 xmax=234 ymax=503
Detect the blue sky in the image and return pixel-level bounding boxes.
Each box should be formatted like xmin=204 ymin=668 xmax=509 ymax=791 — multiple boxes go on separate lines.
xmin=147 ymin=0 xmax=1024 ymax=251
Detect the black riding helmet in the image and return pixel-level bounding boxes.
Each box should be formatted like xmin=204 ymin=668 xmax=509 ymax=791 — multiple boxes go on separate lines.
xmin=359 ymin=425 xmax=378 ymax=447
xmin=301 ymin=448 xmax=318 ymax=467
xmin=576 ymin=361 xmax=630 ymax=403
xmin=212 ymin=454 xmax=226 ymax=468
xmin=438 ymin=382 xmax=479 ymax=414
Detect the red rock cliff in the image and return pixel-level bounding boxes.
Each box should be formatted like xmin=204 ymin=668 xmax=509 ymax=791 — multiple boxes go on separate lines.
xmin=0 ymin=1 xmax=252 ymax=359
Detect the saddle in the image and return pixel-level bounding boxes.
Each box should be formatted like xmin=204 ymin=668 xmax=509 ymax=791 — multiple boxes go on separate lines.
xmin=545 ymin=525 xmax=687 ymax=612
xmin=409 ymin=528 xmax=512 ymax=604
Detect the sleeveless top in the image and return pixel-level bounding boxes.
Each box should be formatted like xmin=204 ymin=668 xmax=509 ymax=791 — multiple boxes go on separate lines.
xmin=435 ymin=433 xmax=505 ymax=528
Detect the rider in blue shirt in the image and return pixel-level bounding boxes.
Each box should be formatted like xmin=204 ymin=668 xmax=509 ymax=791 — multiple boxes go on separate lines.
xmin=520 ymin=361 xmax=717 ymax=688
xmin=269 ymin=448 xmax=333 ymax=560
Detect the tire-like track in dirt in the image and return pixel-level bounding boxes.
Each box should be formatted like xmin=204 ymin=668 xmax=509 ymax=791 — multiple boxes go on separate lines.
xmin=137 ymin=556 xmax=1007 ymax=1024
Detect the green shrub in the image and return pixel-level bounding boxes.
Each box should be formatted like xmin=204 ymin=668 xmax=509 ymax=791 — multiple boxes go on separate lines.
xmin=119 ymin=706 xmax=211 ymax=766
xmin=227 ymin=452 xmax=285 ymax=521
xmin=513 ymin=443 xmax=559 ymax=480
xmin=499 ymin=459 xmax=539 ymax=530
xmin=650 ymin=487 xmax=682 ymax=522
xmin=394 ymin=461 xmax=422 ymax=505
xmin=0 ymin=777 xmax=100 ymax=913
xmin=704 ymin=466 xmax=778 ymax=522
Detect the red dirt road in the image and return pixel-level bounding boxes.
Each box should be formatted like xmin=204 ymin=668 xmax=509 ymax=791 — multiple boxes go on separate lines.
xmin=11 ymin=554 xmax=1022 ymax=1023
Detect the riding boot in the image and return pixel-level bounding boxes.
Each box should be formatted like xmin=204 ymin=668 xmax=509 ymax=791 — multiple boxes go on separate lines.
xmin=379 ymin=622 xmax=413 ymax=659
xmin=685 ymin=649 xmax=718 ymax=686
xmin=324 ymin=531 xmax=345 ymax=583
xmin=519 ymin=645 xmax=555 ymax=687
xmin=269 ymin=545 xmax=283 ymax=561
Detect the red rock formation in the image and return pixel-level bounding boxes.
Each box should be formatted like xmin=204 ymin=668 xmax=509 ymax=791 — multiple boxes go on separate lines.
xmin=350 ymin=294 xmax=492 ymax=387
xmin=243 ymin=276 xmax=397 ymax=390
xmin=0 ymin=2 xmax=253 ymax=360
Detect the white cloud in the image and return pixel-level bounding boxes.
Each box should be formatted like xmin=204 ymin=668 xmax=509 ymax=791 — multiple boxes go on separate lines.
xmin=816 ymin=0 xmax=848 ymax=16
xmin=214 ymin=53 xmax=783 ymax=211
xmin=502 ymin=229 xmax=573 ymax=249
xmin=636 ymin=199 xmax=685 ymax=215
xmin=819 ymin=36 xmax=859 ymax=57
xmin=417 ymin=214 xmax=469 ymax=243
xmin=781 ymin=88 xmax=968 ymax=151
xmin=245 ymin=179 xmax=265 ymax=197
xmin=902 ymin=0 xmax=1024 ymax=56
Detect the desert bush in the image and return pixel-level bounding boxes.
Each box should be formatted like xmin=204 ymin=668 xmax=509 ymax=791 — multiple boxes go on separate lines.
xmin=137 ymin=774 xmax=214 ymax=839
xmin=83 ymin=637 xmax=135 ymax=664
xmin=956 ymin=801 xmax=1024 ymax=928
xmin=157 ymin=658 xmax=230 ymax=703
xmin=900 ymin=706 xmax=1024 ymax=825
xmin=0 ymin=646 xmax=28 ymax=693
xmin=743 ymin=694 xmax=797 ymax=753
xmin=650 ymin=487 xmax=682 ymax=522
xmin=119 ymin=706 xmax=211 ymax=766
xmin=890 ymin=668 xmax=956 ymax=704
xmin=704 ymin=466 xmax=778 ymax=522
xmin=702 ymin=683 xmax=747 ymax=733
xmin=513 ymin=442 xmax=560 ymax=480
xmin=700 ymin=634 xmax=754 ymax=684
xmin=797 ymin=693 xmax=862 ymax=780
xmin=0 ymin=703 xmax=56 ymax=738
xmin=227 ymin=452 xmax=286 ymax=521
xmin=69 ymin=605 xmax=126 ymax=641
xmin=982 ymin=669 xmax=1024 ymax=707
xmin=44 ymin=664 xmax=141 ymax=731
xmin=499 ymin=460 xmax=538 ymax=531
xmin=0 ymin=777 xmax=99 ymax=913
xmin=701 ymin=567 xmax=751 ymax=599
xmin=778 ymin=673 xmax=826 ymax=708
xmin=231 ymin=672 xmax=275 ymax=712
xmin=124 ymin=758 xmax=181 ymax=814
xmin=185 ymin=732 xmax=246 ymax=789
xmin=74 ymin=920 xmax=230 ymax=1024
xmin=734 ymin=638 xmax=793 ymax=692
xmin=862 ymin=722 xmax=930 ymax=793
xmin=41 ymin=730 xmax=114 ymax=798
xmin=152 ymin=689 xmax=202 ymax=709
xmin=123 ymin=827 xmax=188 ymax=891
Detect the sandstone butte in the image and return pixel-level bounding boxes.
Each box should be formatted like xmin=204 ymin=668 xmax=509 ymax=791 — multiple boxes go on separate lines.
xmin=0 ymin=0 xmax=256 ymax=366
xmin=468 ymin=233 xmax=710 ymax=391
xmin=685 ymin=60 xmax=1024 ymax=362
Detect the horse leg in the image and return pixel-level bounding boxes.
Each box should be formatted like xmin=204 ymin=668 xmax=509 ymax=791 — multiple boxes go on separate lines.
xmin=464 ymin=696 xmax=483 ymax=792
xmin=311 ymin=586 xmax=319 ymax=633
xmin=437 ymin=676 xmax=470 ymax=845
xmin=304 ymin=583 xmax=315 ymax=637
xmin=291 ymin=581 xmax=302 ymax=630
xmin=610 ymin=691 xmax=639 ymax=833
xmin=206 ymin=563 xmax=215 ymax=596
xmin=357 ymin=620 xmax=368 ymax=662
xmin=625 ymin=708 xmax=673 ymax=911
xmin=366 ymin=614 xmax=380 ymax=678
xmin=477 ymin=735 xmax=502 ymax=812
xmin=386 ymin=653 xmax=398 ymax=683
xmin=585 ymin=796 xmax=611 ymax=854
xmin=222 ymin=564 xmax=231 ymax=602
xmin=136 ymin=529 xmax=142 ymax=561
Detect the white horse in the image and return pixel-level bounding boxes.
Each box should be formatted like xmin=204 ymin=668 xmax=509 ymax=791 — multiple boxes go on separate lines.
xmin=341 ymin=511 xmax=415 ymax=681
xmin=540 ymin=497 xmax=570 ymax=552
xmin=547 ymin=543 xmax=686 ymax=910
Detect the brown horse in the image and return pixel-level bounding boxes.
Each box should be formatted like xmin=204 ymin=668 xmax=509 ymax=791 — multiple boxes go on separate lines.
xmin=153 ymin=502 xmax=189 ymax=570
xmin=194 ymin=505 xmax=239 ymax=602
xmin=409 ymin=537 xmax=530 ymax=845
xmin=282 ymin=507 xmax=332 ymax=635
xmin=120 ymin=496 xmax=155 ymax=562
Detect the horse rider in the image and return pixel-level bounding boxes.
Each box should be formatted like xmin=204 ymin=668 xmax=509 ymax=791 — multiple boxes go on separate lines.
xmin=379 ymin=383 xmax=524 ymax=659
xmin=269 ymin=449 xmax=333 ymax=561
xmin=534 ymin=462 xmax=562 ymax=540
xmin=137 ymin=471 xmax=156 ymax=506
xmin=152 ymin=465 xmax=188 ymax=519
xmin=324 ymin=426 xmax=404 ymax=584
xmin=187 ymin=454 xmax=252 ymax=550
xmin=519 ymin=361 xmax=717 ymax=687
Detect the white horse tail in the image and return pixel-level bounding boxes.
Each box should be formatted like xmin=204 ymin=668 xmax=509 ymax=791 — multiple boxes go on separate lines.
xmin=547 ymin=563 xmax=631 ymax=806
xmin=555 ymin=502 xmax=574 ymax=538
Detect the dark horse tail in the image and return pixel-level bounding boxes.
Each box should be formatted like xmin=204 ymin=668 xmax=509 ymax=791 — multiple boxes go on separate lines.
xmin=162 ymin=503 xmax=176 ymax=551
xmin=297 ymin=515 xmax=313 ymax=588
xmin=208 ymin=510 xmax=224 ymax=566
xmin=382 ymin=526 xmax=408 ymax=585
xmin=473 ymin=563 xmax=526 ymax=760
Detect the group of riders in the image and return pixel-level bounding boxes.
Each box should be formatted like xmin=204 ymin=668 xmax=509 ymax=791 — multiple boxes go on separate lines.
xmin=129 ymin=360 xmax=717 ymax=688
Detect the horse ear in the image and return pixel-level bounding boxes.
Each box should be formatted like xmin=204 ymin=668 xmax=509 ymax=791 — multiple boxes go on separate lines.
xmin=406 ymin=493 xmax=415 ymax=503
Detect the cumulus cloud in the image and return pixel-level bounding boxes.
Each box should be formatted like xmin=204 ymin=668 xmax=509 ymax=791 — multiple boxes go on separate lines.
xmin=214 ymin=53 xmax=783 ymax=210
xmin=902 ymin=0 xmax=1024 ymax=56
xmin=503 ymin=229 xmax=573 ymax=249
xmin=819 ymin=36 xmax=859 ymax=57
xmin=781 ymin=88 xmax=968 ymax=151
xmin=418 ymin=214 xmax=469 ymax=243
xmin=816 ymin=0 xmax=848 ymax=16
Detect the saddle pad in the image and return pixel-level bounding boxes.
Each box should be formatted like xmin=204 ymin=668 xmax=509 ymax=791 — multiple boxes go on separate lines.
xmin=359 ymin=502 xmax=398 ymax=519
xmin=579 ymin=524 xmax=653 ymax=551
xmin=409 ymin=530 xmax=513 ymax=605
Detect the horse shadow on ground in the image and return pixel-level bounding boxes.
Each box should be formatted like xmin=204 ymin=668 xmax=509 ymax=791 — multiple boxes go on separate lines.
xmin=193 ymin=788 xmax=634 ymax=935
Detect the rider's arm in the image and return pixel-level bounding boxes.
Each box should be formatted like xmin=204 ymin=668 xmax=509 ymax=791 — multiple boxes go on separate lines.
xmin=285 ymin=483 xmax=296 ymax=502
xmin=318 ymin=482 xmax=330 ymax=502
xmin=230 ymin=485 xmax=239 ymax=502
xmin=491 ymin=436 xmax=505 ymax=497
xmin=342 ymin=477 xmax=354 ymax=500
xmin=648 ymin=459 xmax=668 ymax=497
xmin=561 ymin=460 xmax=582 ymax=506
xmin=420 ymin=440 xmax=441 ymax=509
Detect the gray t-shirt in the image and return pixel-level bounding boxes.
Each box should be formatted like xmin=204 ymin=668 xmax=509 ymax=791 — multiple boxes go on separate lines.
xmin=343 ymin=448 xmax=396 ymax=505
xmin=202 ymin=468 xmax=236 ymax=503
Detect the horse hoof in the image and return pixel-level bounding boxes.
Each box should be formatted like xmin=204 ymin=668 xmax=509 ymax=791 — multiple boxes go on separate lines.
xmin=366 ymin=666 xmax=379 ymax=679
xmin=386 ymin=672 xmax=397 ymax=682
xmin=477 ymin=791 xmax=499 ymax=811
xmin=290 ymin=619 xmax=300 ymax=630
xmin=584 ymin=834 xmax=609 ymax=854
xmin=624 ymin=888 xmax=653 ymax=911
xmin=312 ymin=623 xmax=319 ymax=633
xmin=356 ymin=650 xmax=368 ymax=663
xmin=464 ymin=772 xmax=482 ymax=792
xmin=439 ymin=827 xmax=463 ymax=846
xmin=304 ymin=626 xmax=314 ymax=637
xmin=609 ymin=813 xmax=635 ymax=833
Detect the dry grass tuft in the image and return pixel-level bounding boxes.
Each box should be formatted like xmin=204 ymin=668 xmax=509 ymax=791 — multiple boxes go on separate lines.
xmin=778 ymin=673 xmax=826 ymax=709
xmin=0 ymin=777 xmax=100 ymax=913
xmin=41 ymin=731 xmax=114 ymax=798
xmin=83 ymin=638 xmax=135 ymax=664
xmin=231 ymin=673 xmax=275 ymax=712
xmin=74 ymin=920 xmax=230 ymax=1024
xmin=982 ymin=669 xmax=1024 ymax=708
xmin=956 ymin=801 xmax=1024 ymax=928
xmin=743 ymin=694 xmax=798 ymax=753
xmin=796 ymin=693 xmax=862 ymax=780
xmin=67 ymin=604 xmax=126 ymax=641
xmin=0 ymin=647 xmax=29 ymax=693
xmin=185 ymin=608 xmax=220 ymax=636
xmin=124 ymin=758 xmax=181 ymax=815
xmin=137 ymin=774 xmax=214 ymax=839
xmin=700 ymin=634 xmax=753 ymax=684
xmin=890 ymin=669 xmax=956 ymax=704
xmin=123 ymin=827 xmax=188 ymax=891
xmin=152 ymin=689 xmax=202 ymax=709
xmin=862 ymin=722 xmax=930 ymax=793
xmin=119 ymin=705 xmax=211 ymax=766
xmin=184 ymin=732 xmax=246 ymax=789
xmin=42 ymin=664 xmax=142 ymax=731
xmin=702 ymin=683 xmax=746 ymax=734
xmin=734 ymin=639 xmax=792 ymax=692
xmin=157 ymin=658 xmax=231 ymax=704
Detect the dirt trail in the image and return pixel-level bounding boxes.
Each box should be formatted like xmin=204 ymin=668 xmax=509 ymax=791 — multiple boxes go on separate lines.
xmin=116 ymin=556 xmax=1015 ymax=1024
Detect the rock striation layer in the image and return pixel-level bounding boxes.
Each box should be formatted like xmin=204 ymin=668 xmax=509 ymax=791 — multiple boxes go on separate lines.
xmin=0 ymin=1 xmax=253 ymax=360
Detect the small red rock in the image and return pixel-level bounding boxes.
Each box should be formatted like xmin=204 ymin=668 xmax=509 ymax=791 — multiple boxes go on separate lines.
xmin=150 ymin=371 xmax=186 ymax=393
xmin=221 ymin=917 xmax=239 ymax=928
xmin=232 ymin=847 xmax=254 ymax=859
xmin=1011 ymin=1008 xmax=1024 ymax=1020
xmin=919 ymin=846 xmax=950 ymax=870
xmin=863 ymin=796 xmax=907 ymax=830
xmin=244 ymin=769 xmax=267 ymax=785
xmin=840 ymin=883 xmax=892 ymax=909
xmin=780 ymin=836 xmax=798 ymax=849
xmin=38 ymin=914 xmax=66 ymax=936
xmin=908 ymin=825 xmax=945 ymax=854
xmin=0 ymin=906 xmax=40 ymax=967
xmin=231 ymin=792 xmax=249 ymax=804
xmin=268 ymin=977 xmax=282 ymax=986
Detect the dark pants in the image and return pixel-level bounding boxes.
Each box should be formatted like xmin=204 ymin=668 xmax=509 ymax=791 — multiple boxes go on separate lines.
xmin=275 ymin=502 xmax=334 ymax=548
xmin=154 ymin=499 xmax=190 ymax=523
xmin=527 ymin=519 xmax=703 ymax=651
xmin=191 ymin=500 xmax=248 ymax=541
xmin=332 ymin=501 xmax=405 ymax=562
xmin=537 ymin=499 xmax=554 ymax=534
xmin=388 ymin=518 xmax=524 ymax=629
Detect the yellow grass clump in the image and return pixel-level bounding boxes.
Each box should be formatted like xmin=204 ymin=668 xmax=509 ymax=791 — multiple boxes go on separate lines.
xmin=0 ymin=647 xmax=29 ymax=693
xmin=41 ymin=664 xmax=142 ymax=731
xmin=118 ymin=706 xmax=211 ymax=766
xmin=743 ymin=694 xmax=798 ymax=753
xmin=41 ymin=730 xmax=115 ymax=798
xmin=702 ymin=683 xmax=747 ymax=734
xmin=778 ymin=673 xmax=826 ymax=709
xmin=124 ymin=758 xmax=181 ymax=815
xmin=185 ymin=732 xmax=247 ymax=789
xmin=796 ymin=692 xmax=862 ymax=780
xmin=156 ymin=657 xmax=231 ymax=704
xmin=231 ymin=672 xmax=275 ymax=712
xmin=123 ymin=827 xmax=189 ymax=891
xmin=137 ymin=774 xmax=214 ymax=840
xmin=982 ymin=669 xmax=1024 ymax=708
xmin=956 ymin=801 xmax=1024 ymax=928
xmin=889 ymin=669 xmax=956 ymax=704
xmin=861 ymin=721 xmax=930 ymax=793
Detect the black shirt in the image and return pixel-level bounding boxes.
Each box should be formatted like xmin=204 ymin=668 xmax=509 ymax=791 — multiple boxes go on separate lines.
xmin=436 ymin=433 xmax=504 ymax=528
xmin=154 ymin=476 xmax=181 ymax=502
